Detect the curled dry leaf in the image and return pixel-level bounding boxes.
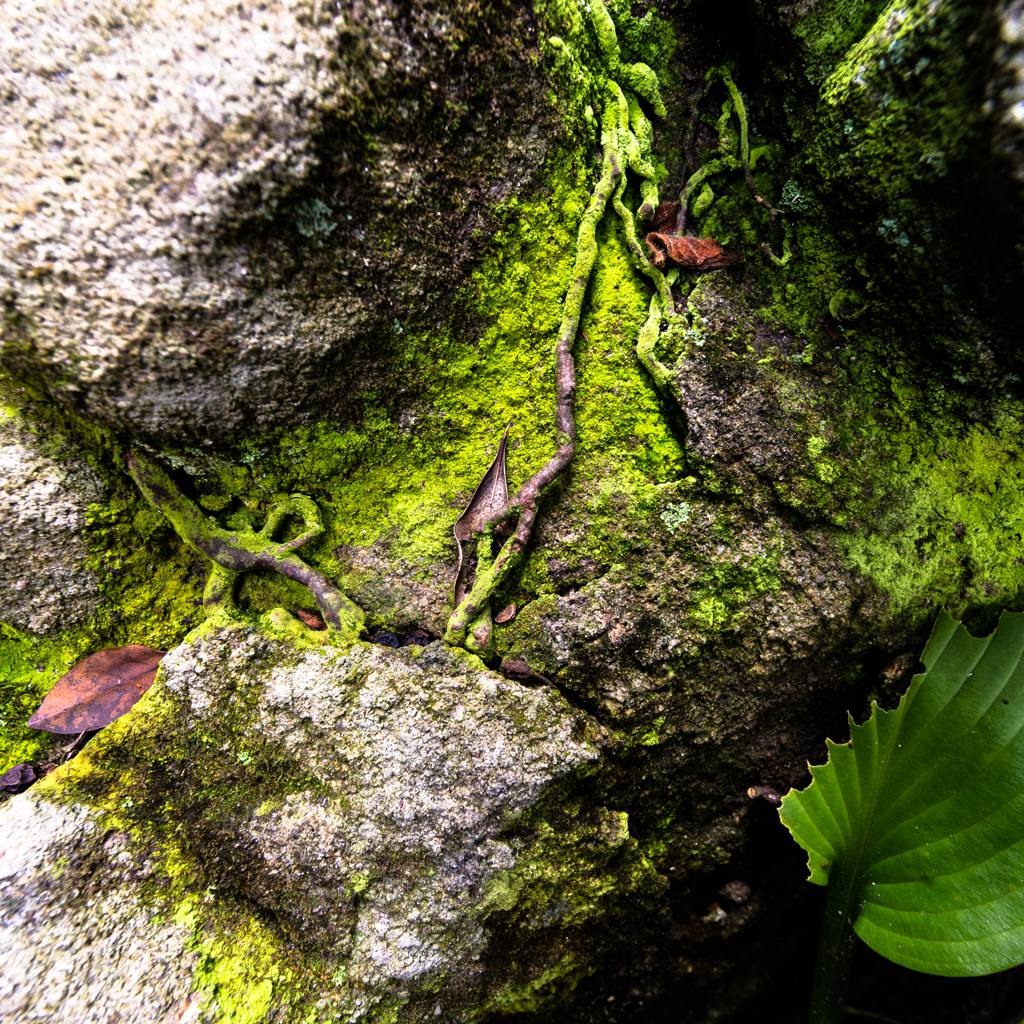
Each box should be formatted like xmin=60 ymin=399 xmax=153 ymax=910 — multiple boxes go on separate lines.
xmin=499 ymin=657 xmax=553 ymax=686
xmin=645 ymin=233 xmax=743 ymax=271
xmin=453 ymin=423 xmax=511 ymax=606
xmin=294 ymin=609 xmax=327 ymax=630
xmin=494 ymin=603 xmax=516 ymax=624
xmin=648 ymin=200 xmax=681 ymax=235
xmin=1 ymin=763 xmax=37 ymax=794
xmin=27 ymin=645 xmax=167 ymax=734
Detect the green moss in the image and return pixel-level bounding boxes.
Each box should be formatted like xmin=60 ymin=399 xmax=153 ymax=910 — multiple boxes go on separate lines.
xmin=29 ymin=663 xmax=337 ymax=1022
xmin=842 ymin=412 xmax=1024 ymax=626
xmin=688 ymin=546 xmax=784 ymax=634
xmin=0 ymin=624 xmax=91 ymax=769
xmin=481 ymin=957 xmax=587 ymax=1017
xmin=792 ymin=0 xmax=894 ymax=84
xmin=0 ymin=377 xmax=204 ymax=777
xmin=189 ymin=908 xmax=283 ymax=1024
xmin=475 ymin=791 xmax=666 ymax=1017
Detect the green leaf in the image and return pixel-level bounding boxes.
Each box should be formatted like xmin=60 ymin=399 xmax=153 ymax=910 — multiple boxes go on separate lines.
xmin=780 ymin=610 xmax=1024 ymax=977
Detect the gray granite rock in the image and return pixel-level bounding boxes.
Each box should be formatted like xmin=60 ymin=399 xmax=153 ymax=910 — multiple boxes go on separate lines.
xmin=0 ymin=796 xmax=198 ymax=1024
xmin=0 ymin=629 xmax=600 ymax=1022
xmin=159 ymin=630 xmax=599 ymax=1006
xmin=0 ymin=409 xmax=102 ymax=635
xmin=0 ymin=0 xmax=551 ymax=443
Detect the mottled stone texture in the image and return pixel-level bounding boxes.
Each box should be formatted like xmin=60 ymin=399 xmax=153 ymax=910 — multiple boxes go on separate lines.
xmin=0 ymin=0 xmax=552 ymax=442
xmin=0 ymin=797 xmax=198 ymax=1022
xmin=0 ymin=409 xmax=101 ymax=634
xmin=3 ymin=0 xmax=1024 ymax=1022
xmin=0 ymin=631 xmax=599 ymax=1023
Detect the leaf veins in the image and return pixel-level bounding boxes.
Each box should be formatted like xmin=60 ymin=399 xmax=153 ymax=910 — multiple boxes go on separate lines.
xmin=27 ymin=645 xmax=167 ymax=734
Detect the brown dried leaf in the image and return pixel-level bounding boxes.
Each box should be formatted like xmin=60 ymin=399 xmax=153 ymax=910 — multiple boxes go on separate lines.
xmin=294 ymin=609 xmax=327 ymax=630
xmin=494 ymin=603 xmax=516 ymax=624
xmin=498 ymin=656 xmax=552 ymax=686
xmin=645 ymin=233 xmax=743 ymax=271
xmin=27 ymin=645 xmax=167 ymax=734
xmin=499 ymin=657 xmax=531 ymax=682
xmin=1 ymin=763 xmax=37 ymax=794
xmin=648 ymin=201 xmax=681 ymax=235
xmin=454 ymin=423 xmax=510 ymax=605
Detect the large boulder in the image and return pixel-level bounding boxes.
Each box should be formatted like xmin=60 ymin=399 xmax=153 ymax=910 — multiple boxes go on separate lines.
xmin=0 ymin=0 xmax=552 ymax=443
xmin=0 ymin=631 xmax=606 ymax=1022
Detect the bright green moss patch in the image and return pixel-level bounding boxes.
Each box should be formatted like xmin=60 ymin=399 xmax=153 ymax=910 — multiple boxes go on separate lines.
xmin=187 ymin=903 xmax=286 ymax=1024
xmin=0 ymin=624 xmax=91 ymax=770
xmin=791 ymin=0 xmax=894 ymax=84
xmin=85 ymin=491 xmax=206 ymax=650
xmin=843 ymin=410 xmax=1024 ymax=626
xmin=127 ymin=132 xmax=688 ymax=633
xmin=689 ymin=549 xmax=784 ymax=633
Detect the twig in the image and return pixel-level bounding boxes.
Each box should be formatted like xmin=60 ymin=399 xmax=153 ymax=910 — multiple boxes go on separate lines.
xmin=62 ymin=730 xmax=89 ymax=762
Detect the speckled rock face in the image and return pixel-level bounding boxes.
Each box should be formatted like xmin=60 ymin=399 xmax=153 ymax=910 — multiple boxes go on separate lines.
xmin=158 ymin=629 xmax=598 ymax=997
xmin=0 ymin=409 xmax=102 ymax=635
xmin=3 ymin=628 xmax=600 ymax=1022
xmin=0 ymin=0 xmax=551 ymax=442
xmin=0 ymin=797 xmax=198 ymax=1023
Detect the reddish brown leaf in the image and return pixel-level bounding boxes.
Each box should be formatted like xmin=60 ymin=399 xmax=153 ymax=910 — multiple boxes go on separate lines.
xmin=498 ymin=656 xmax=552 ymax=686
xmin=27 ymin=645 xmax=167 ymax=734
xmin=294 ymin=609 xmax=327 ymax=630
xmin=645 ymin=233 xmax=743 ymax=271
xmin=494 ymin=603 xmax=516 ymax=624
xmin=648 ymin=201 xmax=681 ymax=235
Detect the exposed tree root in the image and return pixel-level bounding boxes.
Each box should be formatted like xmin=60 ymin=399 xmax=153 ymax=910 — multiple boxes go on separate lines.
xmin=128 ymin=452 xmax=365 ymax=642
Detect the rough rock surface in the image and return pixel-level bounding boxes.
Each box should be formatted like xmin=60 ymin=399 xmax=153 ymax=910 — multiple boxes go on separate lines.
xmin=164 ymin=631 xmax=599 ymax=989
xmin=0 ymin=409 xmax=102 ymax=635
xmin=4 ymin=0 xmax=1024 ymax=1020
xmin=0 ymin=797 xmax=198 ymax=1023
xmin=0 ymin=629 xmax=600 ymax=1021
xmin=0 ymin=0 xmax=551 ymax=442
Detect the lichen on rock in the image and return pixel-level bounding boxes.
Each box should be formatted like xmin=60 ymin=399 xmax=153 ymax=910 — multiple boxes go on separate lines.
xmin=1 ymin=630 xmax=602 ymax=1022
xmin=0 ymin=796 xmax=199 ymax=1022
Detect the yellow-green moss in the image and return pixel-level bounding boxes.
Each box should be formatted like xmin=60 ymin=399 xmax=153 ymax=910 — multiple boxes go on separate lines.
xmin=0 ymin=624 xmax=91 ymax=768
xmin=0 ymin=377 xmax=204 ymax=776
xmin=843 ymin=411 xmax=1024 ymax=626
xmin=29 ymin=669 xmax=337 ymax=1023
xmin=475 ymin=792 xmax=666 ymax=1018
xmin=186 ymin=904 xmax=284 ymax=1024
